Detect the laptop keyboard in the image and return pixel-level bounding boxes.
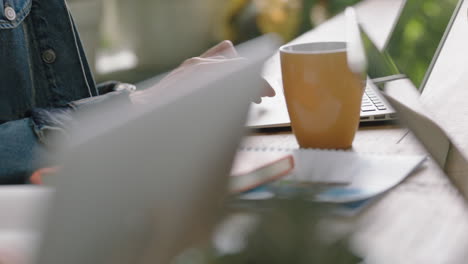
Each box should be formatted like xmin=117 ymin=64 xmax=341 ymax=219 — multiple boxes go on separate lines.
xmin=266 ymin=76 xmax=389 ymax=115
xmin=361 ymin=87 xmax=387 ymax=112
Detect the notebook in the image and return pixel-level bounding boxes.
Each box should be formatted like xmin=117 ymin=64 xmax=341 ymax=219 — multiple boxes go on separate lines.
xmin=247 ymin=0 xmax=464 ymax=128
xmin=230 ymin=147 xmax=425 ymax=203
xmin=33 ymin=35 xmax=280 ymax=264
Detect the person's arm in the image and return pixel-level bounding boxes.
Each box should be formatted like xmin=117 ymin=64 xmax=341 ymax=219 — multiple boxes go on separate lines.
xmin=0 ymin=118 xmax=50 ymax=184
xmin=130 ymin=40 xmax=275 ymax=104
xmin=0 ymin=87 xmax=133 ymax=185
xmin=0 ymin=41 xmax=274 ymax=184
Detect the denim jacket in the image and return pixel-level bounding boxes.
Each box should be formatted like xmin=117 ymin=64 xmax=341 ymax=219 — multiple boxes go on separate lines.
xmin=0 ymin=0 xmax=130 ymax=183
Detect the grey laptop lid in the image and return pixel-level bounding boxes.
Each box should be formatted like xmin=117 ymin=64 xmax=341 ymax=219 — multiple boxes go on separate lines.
xmin=34 ymin=36 xmax=279 ymax=264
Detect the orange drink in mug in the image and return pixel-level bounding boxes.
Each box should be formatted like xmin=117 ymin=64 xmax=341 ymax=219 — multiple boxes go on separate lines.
xmin=280 ymin=42 xmax=365 ymax=149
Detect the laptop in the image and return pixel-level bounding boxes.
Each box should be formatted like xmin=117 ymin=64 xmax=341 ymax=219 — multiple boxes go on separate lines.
xmin=32 ymin=36 xmax=279 ymax=264
xmin=247 ymin=0 xmax=464 ymax=128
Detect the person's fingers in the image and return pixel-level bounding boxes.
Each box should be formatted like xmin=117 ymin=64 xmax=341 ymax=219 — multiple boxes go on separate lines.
xmin=30 ymin=167 xmax=59 ymax=185
xmin=261 ymin=79 xmax=276 ymax=97
xmin=181 ymin=56 xmax=245 ymax=68
xmin=252 ymin=79 xmax=276 ymax=104
xmin=200 ymin=40 xmax=233 ymax=57
xmin=181 ymin=57 xmax=225 ymax=67
xmin=0 ymin=248 xmax=24 ymax=264
xmin=180 ymin=57 xmax=203 ymax=67
xmin=166 ymin=57 xmax=223 ymax=81
xmin=200 ymin=40 xmax=238 ymax=59
xmin=205 ymin=56 xmax=227 ymax=60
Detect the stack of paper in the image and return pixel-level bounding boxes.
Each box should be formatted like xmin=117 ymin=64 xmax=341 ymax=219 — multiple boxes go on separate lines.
xmin=230 ymin=148 xmax=426 ymax=214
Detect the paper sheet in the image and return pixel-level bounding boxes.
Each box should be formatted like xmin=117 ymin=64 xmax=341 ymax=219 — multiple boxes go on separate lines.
xmin=232 ymin=148 xmax=426 ymax=203
xmin=291 ymin=149 xmax=426 ymax=203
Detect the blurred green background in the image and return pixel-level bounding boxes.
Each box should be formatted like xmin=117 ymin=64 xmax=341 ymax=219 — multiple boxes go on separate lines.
xmin=70 ymin=0 xmax=457 ymax=89
xmin=385 ymin=0 xmax=459 ymax=88
xmin=222 ymin=0 xmax=362 ymax=44
xmin=70 ymin=0 xmax=363 ymax=83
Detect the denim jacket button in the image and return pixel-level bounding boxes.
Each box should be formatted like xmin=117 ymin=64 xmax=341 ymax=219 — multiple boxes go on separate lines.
xmin=4 ymin=6 xmax=16 ymax=21
xmin=42 ymin=49 xmax=57 ymax=64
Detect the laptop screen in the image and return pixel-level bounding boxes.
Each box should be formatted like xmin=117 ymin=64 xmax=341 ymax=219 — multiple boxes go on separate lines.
xmin=363 ymin=0 xmax=462 ymax=90
xmin=385 ymin=0 xmax=461 ymax=89
xmin=360 ymin=26 xmax=401 ymax=81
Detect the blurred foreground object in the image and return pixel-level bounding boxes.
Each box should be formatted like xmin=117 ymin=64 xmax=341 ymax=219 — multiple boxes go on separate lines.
xmin=207 ymin=199 xmax=362 ymax=264
xmin=0 ymin=186 xmax=52 ymax=264
xmin=34 ymin=36 xmax=279 ymax=264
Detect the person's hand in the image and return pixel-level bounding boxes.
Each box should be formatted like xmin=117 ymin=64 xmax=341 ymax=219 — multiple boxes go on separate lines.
xmin=30 ymin=167 xmax=59 ymax=184
xmin=0 ymin=246 xmax=28 ymax=264
xmin=130 ymin=40 xmax=275 ymax=104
